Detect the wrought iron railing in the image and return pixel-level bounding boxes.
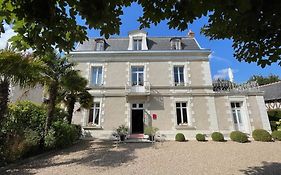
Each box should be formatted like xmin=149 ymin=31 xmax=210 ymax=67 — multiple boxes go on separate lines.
xmin=125 ymin=81 xmax=151 ymax=94
xmin=213 ymin=80 xmax=259 ymax=92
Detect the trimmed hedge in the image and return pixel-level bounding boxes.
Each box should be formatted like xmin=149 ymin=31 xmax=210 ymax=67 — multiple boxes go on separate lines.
xmin=230 ymin=131 xmax=248 ymax=143
xmin=271 ymin=130 xmax=281 ymax=141
xmin=175 ymin=133 xmax=185 ymax=142
xmin=252 ymin=129 xmax=272 ymax=142
xmin=211 ymin=132 xmax=224 ymax=142
xmin=196 ymin=133 xmax=206 ymax=142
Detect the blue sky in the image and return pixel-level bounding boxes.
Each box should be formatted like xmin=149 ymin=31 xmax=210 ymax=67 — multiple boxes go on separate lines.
xmin=82 ymin=3 xmax=281 ymax=83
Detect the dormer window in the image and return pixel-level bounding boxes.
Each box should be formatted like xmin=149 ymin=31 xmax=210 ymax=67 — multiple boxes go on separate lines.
xmin=95 ymin=39 xmax=105 ymax=51
xmin=133 ymin=38 xmax=142 ymax=50
xmin=128 ymin=30 xmax=148 ymax=50
xmin=170 ymin=38 xmax=182 ymax=50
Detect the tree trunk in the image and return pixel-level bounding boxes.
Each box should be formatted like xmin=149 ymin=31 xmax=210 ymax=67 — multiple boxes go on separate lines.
xmin=0 ymin=78 xmax=9 ymax=128
xmin=44 ymin=82 xmax=58 ymax=136
xmin=66 ymin=94 xmax=76 ymax=124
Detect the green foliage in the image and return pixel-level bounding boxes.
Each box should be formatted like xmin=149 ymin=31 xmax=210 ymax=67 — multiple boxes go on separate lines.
xmin=46 ymin=121 xmax=81 ymax=148
xmin=211 ymin=132 xmax=224 ymax=142
xmin=116 ymin=124 xmax=129 ymax=136
xmin=1 ymin=1 xmax=281 ymax=66
xmin=144 ymin=126 xmax=159 ymax=136
xmin=271 ymin=130 xmax=281 ymax=141
xmin=195 ymin=133 xmax=206 ymax=142
xmin=276 ymin=119 xmax=281 ymax=131
xmin=252 ymin=129 xmax=272 ymax=142
xmin=230 ymin=131 xmax=248 ymax=143
xmin=268 ymin=109 xmax=281 ymax=122
xmin=175 ymin=133 xmax=185 ymax=142
xmin=248 ymin=74 xmax=280 ymax=86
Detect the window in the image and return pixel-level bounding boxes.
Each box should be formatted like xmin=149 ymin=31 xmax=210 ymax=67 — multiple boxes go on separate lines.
xmin=173 ymin=66 xmax=185 ymax=86
xmin=131 ymin=66 xmax=144 ymax=86
xmin=96 ymin=41 xmax=104 ymax=51
xmin=133 ymin=39 xmax=142 ymax=50
xmin=91 ymin=66 xmax=102 ymax=86
xmin=88 ymin=102 xmax=100 ymax=125
xmin=171 ymin=39 xmax=181 ymax=50
xmin=231 ymin=102 xmax=242 ymax=124
xmin=176 ymin=102 xmax=188 ymax=125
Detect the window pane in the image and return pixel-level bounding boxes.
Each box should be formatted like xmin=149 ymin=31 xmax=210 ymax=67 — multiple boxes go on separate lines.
xmin=231 ymin=102 xmax=235 ymax=108
xmin=92 ymin=67 xmax=102 ymax=85
xmin=236 ymin=103 xmax=241 ymax=108
xmin=179 ymin=67 xmax=184 ymax=74
xmin=138 ymin=67 xmax=144 ymax=72
xmin=232 ymin=110 xmax=237 ymax=124
xmin=182 ymin=103 xmax=187 ymax=107
xmin=237 ymin=110 xmax=242 ymax=123
xmin=176 ymin=108 xmax=181 ymax=124
xmin=132 ymin=67 xmax=138 ymax=72
xmin=176 ymin=103 xmax=180 ymax=108
xmin=95 ymin=103 xmax=100 ymax=108
xmin=179 ymin=73 xmax=184 ymax=83
xmin=88 ymin=109 xmax=93 ymax=123
xmin=132 ymin=104 xmax=137 ymax=108
xmin=139 ymin=73 xmax=144 ymax=85
xmin=139 ymin=104 xmax=143 ymax=108
xmin=94 ymin=108 xmax=100 ymax=125
xmin=132 ymin=73 xmax=137 ymax=85
xmin=182 ymin=108 xmax=188 ymax=123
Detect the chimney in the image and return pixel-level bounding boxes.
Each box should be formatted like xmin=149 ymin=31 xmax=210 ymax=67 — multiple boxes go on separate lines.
xmin=187 ymin=30 xmax=195 ymax=38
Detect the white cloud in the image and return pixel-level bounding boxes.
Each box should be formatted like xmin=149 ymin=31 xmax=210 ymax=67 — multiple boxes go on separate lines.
xmin=213 ymin=68 xmax=238 ymax=80
xmin=0 ymin=24 xmax=16 ymax=49
xmin=209 ymin=52 xmax=231 ymax=64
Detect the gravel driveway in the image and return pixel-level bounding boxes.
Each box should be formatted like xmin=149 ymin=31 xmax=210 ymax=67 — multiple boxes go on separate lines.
xmin=2 ymin=140 xmax=281 ymax=175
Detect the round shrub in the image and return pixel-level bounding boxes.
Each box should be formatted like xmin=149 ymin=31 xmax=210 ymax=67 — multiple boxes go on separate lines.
xmin=211 ymin=132 xmax=224 ymax=142
xmin=252 ymin=129 xmax=272 ymax=142
xmin=175 ymin=133 xmax=185 ymax=142
xmin=230 ymin=131 xmax=248 ymax=143
xmin=196 ymin=133 xmax=206 ymax=142
xmin=271 ymin=130 xmax=281 ymax=141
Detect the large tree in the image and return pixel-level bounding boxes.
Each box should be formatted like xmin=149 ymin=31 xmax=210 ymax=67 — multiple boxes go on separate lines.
xmin=1 ymin=0 xmax=281 ymax=67
xmin=0 ymin=49 xmax=42 ymax=127
xmin=59 ymin=70 xmax=93 ymax=124
xmin=248 ymin=74 xmax=280 ymax=86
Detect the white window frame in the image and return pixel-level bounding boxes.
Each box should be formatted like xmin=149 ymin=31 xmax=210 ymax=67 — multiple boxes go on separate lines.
xmin=173 ymin=65 xmax=185 ymax=86
xmin=171 ymin=39 xmax=181 ymax=50
xmin=96 ymin=41 xmax=104 ymax=51
xmin=229 ymin=97 xmax=251 ymax=133
xmin=176 ymin=102 xmax=189 ymax=125
xmin=90 ymin=66 xmax=103 ymax=86
xmin=88 ymin=102 xmax=101 ymax=126
xmin=131 ymin=66 xmax=144 ymax=86
xmin=133 ymin=38 xmax=142 ymax=50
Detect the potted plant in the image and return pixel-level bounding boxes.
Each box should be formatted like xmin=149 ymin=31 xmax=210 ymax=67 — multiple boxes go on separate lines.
xmin=116 ymin=124 xmax=129 ymax=141
xmin=144 ymin=126 xmax=159 ymax=141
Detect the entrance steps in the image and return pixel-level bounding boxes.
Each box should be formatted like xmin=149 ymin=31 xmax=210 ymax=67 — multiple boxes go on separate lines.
xmin=125 ymin=134 xmax=152 ymax=143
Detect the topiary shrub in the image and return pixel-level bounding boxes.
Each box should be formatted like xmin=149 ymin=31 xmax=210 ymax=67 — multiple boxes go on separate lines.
xmin=271 ymin=130 xmax=281 ymax=141
xmin=230 ymin=131 xmax=248 ymax=143
xmin=175 ymin=133 xmax=185 ymax=142
xmin=196 ymin=133 xmax=206 ymax=142
xmin=252 ymin=129 xmax=272 ymax=142
xmin=211 ymin=132 xmax=224 ymax=142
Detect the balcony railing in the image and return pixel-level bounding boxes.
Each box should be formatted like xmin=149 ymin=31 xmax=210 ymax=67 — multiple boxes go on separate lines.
xmin=125 ymin=81 xmax=150 ymax=95
xmin=213 ymin=80 xmax=259 ymax=92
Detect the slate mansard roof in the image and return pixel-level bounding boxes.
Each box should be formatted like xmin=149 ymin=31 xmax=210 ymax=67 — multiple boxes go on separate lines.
xmin=259 ymin=81 xmax=281 ymax=101
xmin=75 ymin=36 xmax=201 ymax=51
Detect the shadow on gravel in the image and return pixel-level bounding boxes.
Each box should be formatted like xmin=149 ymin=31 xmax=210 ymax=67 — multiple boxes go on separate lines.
xmin=240 ymin=161 xmax=281 ymax=175
xmin=2 ymin=140 xmax=154 ymax=175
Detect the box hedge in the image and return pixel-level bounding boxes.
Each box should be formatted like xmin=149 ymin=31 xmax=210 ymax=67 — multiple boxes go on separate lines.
xmin=230 ymin=131 xmax=248 ymax=143
xmin=196 ymin=133 xmax=206 ymax=142
xmin=252 ymin=129 xmax=272 ymax=142
xmin=211 ymin=132 xmax=224 ymax=142
xmin=175 ymin=133 xmax=185 ymax=142
xmin=271 ymin=130 xmax=281 ymax=141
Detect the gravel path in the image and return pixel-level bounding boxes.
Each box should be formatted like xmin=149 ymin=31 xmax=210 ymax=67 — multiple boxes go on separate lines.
xmin=2 ymin=140 xmax=281 ymax=175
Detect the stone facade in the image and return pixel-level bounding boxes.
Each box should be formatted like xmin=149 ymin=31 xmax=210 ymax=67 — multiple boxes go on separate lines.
xmin=70 ymin=30 xmax=271 ymax=140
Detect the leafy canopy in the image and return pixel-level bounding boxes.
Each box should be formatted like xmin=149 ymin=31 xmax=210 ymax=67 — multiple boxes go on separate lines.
xmin=1 ymin=0 xmax=281 ymax=67
xmin=248 ymin=74 xmax=280 ymax=86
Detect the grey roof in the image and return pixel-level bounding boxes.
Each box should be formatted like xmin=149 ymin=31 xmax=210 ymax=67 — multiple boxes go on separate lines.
xmin=75 ymin=37 xmax=201 ymax=51
xmin=260 ymin=81 xmax=281 ymax=101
